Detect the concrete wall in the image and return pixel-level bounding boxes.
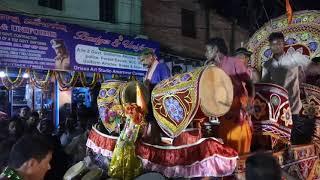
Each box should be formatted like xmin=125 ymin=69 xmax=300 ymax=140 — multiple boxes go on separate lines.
xmin=209 ymin=12 xmax=250 ymax=54
xmin=143 ymin=0 xmax=250 ymax=58
xmin=142 ymin=0 xmax=207 ymax=58
xmin=0 ymin=0 xmax=142 ymax=35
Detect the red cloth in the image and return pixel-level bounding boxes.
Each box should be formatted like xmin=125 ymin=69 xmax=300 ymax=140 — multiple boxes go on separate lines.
xmin=86 ymin=128 xmax=117 ymax=152
xmin=136 ymin=138 xmax=238 ymax=166
xmin=172 ymin=129 xmax=202 ymax=146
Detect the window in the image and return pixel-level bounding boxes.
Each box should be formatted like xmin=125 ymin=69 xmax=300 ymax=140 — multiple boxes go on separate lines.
xmin=100 ymin=0 xmax=116 ymax=23
xmin=38 ymin=0 xmax=63 ymax=10
xmin=181 ymin=9 xmax=196 ymax=38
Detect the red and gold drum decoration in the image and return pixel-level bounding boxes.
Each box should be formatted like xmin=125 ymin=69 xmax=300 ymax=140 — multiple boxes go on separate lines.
xmin=252 ymin=83 xmax=293 ymax=145
xmin=86 ymin=124 xmax=118 ymax=159
xmin=300 ymin=83 xmax=320 ymax=157
xmin=247 ymin=10 xmax=320 ymax=72
xmin=151 ymin=65 xmax=233 ymax=138
xmin=136 ymin=137 xmax=238 ymax=178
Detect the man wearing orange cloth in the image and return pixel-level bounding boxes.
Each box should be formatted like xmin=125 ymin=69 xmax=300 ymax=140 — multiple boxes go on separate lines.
xmin=205 ymin=38 xmax=255 ymax=154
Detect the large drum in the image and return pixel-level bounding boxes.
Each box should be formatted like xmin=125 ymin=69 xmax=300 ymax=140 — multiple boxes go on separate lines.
xmin=300 ymin=83 xmax=320 ymax=157
xmin=300 ymin=83 xmax=320 ymax=121
xmin=252 ymin=83 xmax=293 ymax=145
xmin=97 ymin=80 xmax=125 ymax=132
xmin=97 ymin=80 xmax=149 ymax=133
xmin=136 ymin=136 xmax=238 ymax=178
xmin=151 ymin=65 xmax=233 ymax=138
xmin=63 ymin=161 xmax=88 ymax=180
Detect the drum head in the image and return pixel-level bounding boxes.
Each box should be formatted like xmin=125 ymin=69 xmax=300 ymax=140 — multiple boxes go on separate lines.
xmin=135 ymin=172 xmax=166 ymax=180
xmin=81 ymin=168 xmax=103 ymax=180
xmin=199 ymin=66 xmax=233 ymax=117
xmin=63 ymin=161 xmax=86 ymax=180
xmin=121 ymin=81 xmax=150 ymax=105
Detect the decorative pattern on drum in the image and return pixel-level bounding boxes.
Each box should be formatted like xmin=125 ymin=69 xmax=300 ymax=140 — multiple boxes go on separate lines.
xmin=152 ymin=68 xmax=203 ymax=138
xmin=164 ymin=97 xmax=185 ymax=122
xmin=300 ymin=83 xmax=320 ymax=140
xmin=97 ymin=80 xmax=125 ymax=133
xmin=252 ymin=83 xmax=293 ymax=143
xmin=247 ymin=10 xmax=320 ymax=71
xmin=152 ymin=66 xmax=234 ymax=138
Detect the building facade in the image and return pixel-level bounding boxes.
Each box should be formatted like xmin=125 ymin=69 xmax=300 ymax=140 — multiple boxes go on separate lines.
xmin=0 ymin=0 xmax=142 ymax=35
xmin=143 ymin=0 xmax=249 ymax=65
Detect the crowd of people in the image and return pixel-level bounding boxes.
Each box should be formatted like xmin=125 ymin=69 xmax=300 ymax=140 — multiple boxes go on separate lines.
xmin=0 ymin=106 xmax=97 ymax=180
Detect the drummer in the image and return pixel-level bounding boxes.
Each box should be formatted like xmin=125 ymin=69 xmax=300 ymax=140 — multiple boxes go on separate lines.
xmin=234 ymin=48 xmax=260 ymax=83
xmin=261 ymin=32 xmax=314 ymax=145
xmin=139 ymin=49 xmax=171 ymax=144
xmin=205 ymin=37 xmax=255 ymax=154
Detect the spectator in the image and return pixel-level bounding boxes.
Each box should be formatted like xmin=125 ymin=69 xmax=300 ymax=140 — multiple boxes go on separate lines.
xmin=65 ymin=117 xmax=95 ymax=164
xmin=18 ymin=107 xmax=30 ymax=122
xmin=36 ymin=119 xmax=70 ymax=180
xmin=0 ymin=135 xmax=53 ymax=180
xmin=0 ymin=111 xmax=8 ymax=122
xmin=246 ymin=152 xmax=282 ymax=180
xmin=0 ymin=139 xmax=15 ymax=172
xmin=60 ymin=116 xmax=77 ymax=147
xmin=38 ymin=109 xmax=48 ymax=121
xmin=25 ymin=111 xmax=39 ymax=134
xmin=7 ymin=119 xmax=24 ymax=141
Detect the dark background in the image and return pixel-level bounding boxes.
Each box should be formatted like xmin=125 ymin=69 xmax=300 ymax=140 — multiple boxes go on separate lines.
xmin=199 ymin=0 xmax=320 ymax=34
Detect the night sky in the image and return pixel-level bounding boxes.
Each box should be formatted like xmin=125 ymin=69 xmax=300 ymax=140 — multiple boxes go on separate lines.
xmin=203 ymin=0 xmax=320 ymax=34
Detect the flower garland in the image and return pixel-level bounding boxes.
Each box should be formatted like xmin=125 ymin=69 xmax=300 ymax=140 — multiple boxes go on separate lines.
xmin=79 ymin=72 xmax=100 ymax=88
xmin=30 ymin=70 xmax=53 ymax=90
xmin=123 ymin=103 xmax=146 ymax=126
xmin=55 ymin=71 xmax=79 ymax=91
xmin=1 ymin=68 xmax=26 ymax=90
xmin=5 ymin=67 xmax=23 ymax=84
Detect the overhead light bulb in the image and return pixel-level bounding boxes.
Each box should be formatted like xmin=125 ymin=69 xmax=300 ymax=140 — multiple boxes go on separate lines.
xmin=22 ymin=72 xmax=30 ymax=78
xmin=0 ymin=71 xmax=6 ymax=78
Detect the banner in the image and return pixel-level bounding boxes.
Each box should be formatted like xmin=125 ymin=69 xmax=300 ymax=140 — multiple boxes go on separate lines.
xmin=0 ymin=11 xmax=159 ymax=76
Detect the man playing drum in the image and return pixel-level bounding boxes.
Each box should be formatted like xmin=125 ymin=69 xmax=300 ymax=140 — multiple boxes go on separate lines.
xmin=234 ymin=48 xmax=260 ymax=83
xmin=205 ymin=38 xmax=255 ymax=154
xmin=139 ymin=49 xmax=171 ymax=144
xmin=261 ymin=32 xmax=314 ymax=145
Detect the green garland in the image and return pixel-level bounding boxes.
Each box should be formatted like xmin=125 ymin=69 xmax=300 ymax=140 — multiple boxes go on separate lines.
xmin=0 ymin=167 xmax=23 ymax=180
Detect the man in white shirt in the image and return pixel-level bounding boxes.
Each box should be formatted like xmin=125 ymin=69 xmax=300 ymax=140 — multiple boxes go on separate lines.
xmin=261 ymin=32 xmax=314 ymax=145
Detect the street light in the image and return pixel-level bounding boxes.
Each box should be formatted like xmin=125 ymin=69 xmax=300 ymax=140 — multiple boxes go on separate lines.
xmin=0 ymin=71 xmax=6 ymax=78
xmin=22 ymin=72 xmax=30 ymax=78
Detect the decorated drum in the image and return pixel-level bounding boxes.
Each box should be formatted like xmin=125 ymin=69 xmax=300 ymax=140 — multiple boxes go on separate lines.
xmin=301 ymin=84 xmax=320 ymax=158
xmin=86 ymin=124 xmax=118 ymax=168
xmin=252 ymin=83 xmax=293 ymax=144
xmin=247 ymin=10 xmax=320 ymax=72
xmin=135 ymin=172 xmax=166 ymax=180
xmin=136 ymin=137 xmax=238 ymax=178
xmin=152 ymin=65 xmax=233 ymax=138
xmin=120 ymin=81 xmax=150 ymax=105
xmin=63 ymin=161 xmax=88 ymax=180
xmin=97 ymin=80 xmax=149 ymax=133
xmin=97 ymin=80 xmax=125 ymax=132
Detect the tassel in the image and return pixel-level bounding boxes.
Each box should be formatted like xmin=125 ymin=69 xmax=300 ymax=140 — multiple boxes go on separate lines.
xmin=285 ymin=0 xmax=293 ymax=24
xmin=136 ymin=83 xmax=148 ymax=114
